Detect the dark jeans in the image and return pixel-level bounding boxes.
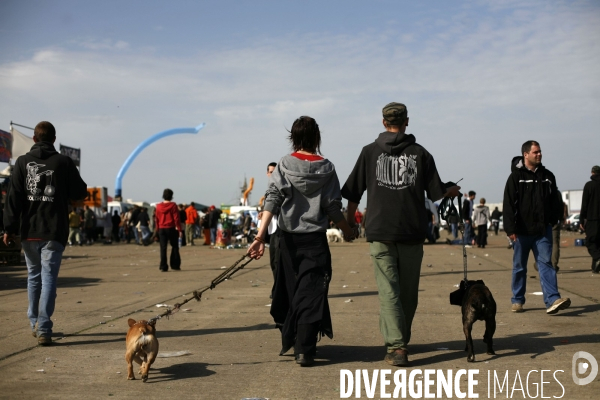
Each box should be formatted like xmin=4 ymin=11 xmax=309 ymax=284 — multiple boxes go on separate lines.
xmin=85 ymin=227 xmax=95 ymax=243
xmin=464 ymin=221 xmax=474 ymax=244
xmin=552 ymin=223 xmax=561 ymax=268
xmin=476 ymin=224 xmax=487 ymax=247
xmin=450 ymin=223 xmax=458 ymax=239
xmin=112 ymin=226 xmax=120 ymax=242
xmin=491 ymin=220 xmax=499 ymax=235
xmin=585 ymin=220 xmax=600 ymax=269
xmin=158 ymin=228 xmax=181 ymax=270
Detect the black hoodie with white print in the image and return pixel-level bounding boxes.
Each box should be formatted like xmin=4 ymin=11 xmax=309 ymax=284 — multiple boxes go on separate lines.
xmin=341 ymin=131 xmax=446 ymax=243
xmin=4 ymin=141 xmax=88 ymax=245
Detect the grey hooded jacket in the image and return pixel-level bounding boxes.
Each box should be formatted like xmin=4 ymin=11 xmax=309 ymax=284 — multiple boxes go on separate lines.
xmin=263 ymin=154 xmax=344 ymax=233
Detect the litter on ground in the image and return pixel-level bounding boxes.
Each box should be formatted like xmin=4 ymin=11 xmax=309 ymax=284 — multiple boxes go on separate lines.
xmin=157 ymin=350 xmax=191 ymax=358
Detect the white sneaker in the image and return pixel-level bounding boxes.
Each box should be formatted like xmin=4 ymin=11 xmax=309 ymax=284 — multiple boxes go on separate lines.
xmin=547 ymin=298 xmax=571 ymax=315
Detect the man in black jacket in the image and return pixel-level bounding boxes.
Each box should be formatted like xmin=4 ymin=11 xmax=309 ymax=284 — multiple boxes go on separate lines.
xmin=503 ymin=140 xmax=570 ymax=315
xmin=342 ymin=102 xmax=460 ymax=366
xmin=3 ymin=121 xmax=87 ymax=345
xmin=580 ymin=165 xmax=600 ymax=273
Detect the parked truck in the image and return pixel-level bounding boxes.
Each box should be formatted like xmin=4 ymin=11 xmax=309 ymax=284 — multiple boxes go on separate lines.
xmin=561 ymin=189 xmax=583 ymax=214
xmin=71 ymin=187 xmax=109 ymax=239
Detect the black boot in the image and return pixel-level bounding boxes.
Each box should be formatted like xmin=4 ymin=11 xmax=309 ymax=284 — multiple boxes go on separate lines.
xmin=295 ymin=323 xmax=319 ymax=366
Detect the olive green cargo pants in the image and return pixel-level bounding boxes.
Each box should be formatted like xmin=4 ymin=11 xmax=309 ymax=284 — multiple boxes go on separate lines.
xmin=369 ymin=241 xmax=423 ymax=352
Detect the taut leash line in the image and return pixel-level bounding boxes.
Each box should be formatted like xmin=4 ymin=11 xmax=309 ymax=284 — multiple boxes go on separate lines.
xmin=147 ymin=254 xmax=253 ymax=325
xmin=438 ymin=182 xmax=468 ymax=282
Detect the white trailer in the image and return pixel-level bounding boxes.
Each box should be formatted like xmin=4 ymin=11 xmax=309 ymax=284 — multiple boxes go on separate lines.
xmin=561 ymin=190 xmax=584 ymax=214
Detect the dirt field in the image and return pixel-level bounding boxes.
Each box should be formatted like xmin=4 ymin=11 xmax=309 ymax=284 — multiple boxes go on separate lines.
xmin=0 ymin=230 xmax=598 ymax=399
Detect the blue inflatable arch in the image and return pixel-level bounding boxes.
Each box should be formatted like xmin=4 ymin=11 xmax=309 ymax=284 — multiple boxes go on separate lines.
xmin=114 ymin=123 xmax=205 ymax=199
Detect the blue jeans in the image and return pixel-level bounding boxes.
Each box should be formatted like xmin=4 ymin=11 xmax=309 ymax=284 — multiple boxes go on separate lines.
xmin=140 ymin=226 xmax=151 ymax=242
xmin=450 ymin=223 xmax=458 ymax=239
xmin=512 ymin=225 xmax=561 ymax=308
xmin=210 ymin=228 xmax=217 ymax=244
xmin=132 ymin=225 xmax=140 ymax=244
xmin=464 ymin=222 xmax=474 ymax=244
xmin=22 ymin=240 xmax=65 ymax=336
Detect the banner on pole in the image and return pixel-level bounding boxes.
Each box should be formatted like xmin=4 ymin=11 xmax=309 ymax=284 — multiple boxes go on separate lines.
xmin=0 ymin=130 xmax=12 ymax=163
xmin=10 ymin=126 xmax=35 ymax=160
xmin=59 ymin=144 xmax=81 ymax=167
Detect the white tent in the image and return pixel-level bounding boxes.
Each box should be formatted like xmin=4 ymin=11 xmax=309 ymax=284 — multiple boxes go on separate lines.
xmin=0 ymin=164 xmax=11 ymax=178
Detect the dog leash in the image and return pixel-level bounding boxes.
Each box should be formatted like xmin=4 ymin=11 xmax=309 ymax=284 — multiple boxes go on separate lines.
xmin=438 ymin=181 xmax=468 ymax=282
xmin=147 ymin=254 xmax=254 ymax=325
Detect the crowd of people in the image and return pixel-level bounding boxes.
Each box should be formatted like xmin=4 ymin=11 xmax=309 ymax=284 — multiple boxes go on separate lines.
xmin=63 ymin=202 xmax=228 ymax=249
xmin=3 ymin=112 xmax=598 ymax=371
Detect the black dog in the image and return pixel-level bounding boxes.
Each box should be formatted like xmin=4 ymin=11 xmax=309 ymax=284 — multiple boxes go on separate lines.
xmin=456 ymin=280 xmax=497 ymax=362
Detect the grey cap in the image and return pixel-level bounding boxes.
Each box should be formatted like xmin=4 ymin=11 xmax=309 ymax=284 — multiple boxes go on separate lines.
xmin=592 ymin=165 xmax=600 ymax=174
xmin=382 ymin=102 xmax=407 ymax=125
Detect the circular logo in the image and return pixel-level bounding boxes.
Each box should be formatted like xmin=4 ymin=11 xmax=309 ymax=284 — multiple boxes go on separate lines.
xmin=44 ymin=185 xmax=55 ymax=196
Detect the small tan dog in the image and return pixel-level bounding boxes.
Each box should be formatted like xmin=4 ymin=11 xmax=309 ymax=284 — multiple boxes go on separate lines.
xmin=125 ymin=318 xmax=159 ymax=382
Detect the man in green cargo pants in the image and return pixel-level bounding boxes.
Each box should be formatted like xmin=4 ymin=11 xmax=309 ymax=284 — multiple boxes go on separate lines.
xmin=342 ymin=102 xmax=461 ymax=366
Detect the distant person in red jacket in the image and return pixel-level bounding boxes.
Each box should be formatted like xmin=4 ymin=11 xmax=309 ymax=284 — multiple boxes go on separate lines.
xmin=354 ymin=209 xmax=364 ymax=237
xmin=155 ymin=189 xmax=182 ymax=271
xmin=185 ymin=202 xmax=199 ymax=246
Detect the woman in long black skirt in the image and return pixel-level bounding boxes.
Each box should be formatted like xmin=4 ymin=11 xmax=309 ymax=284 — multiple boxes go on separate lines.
xmin=247 ymin=116 xmax=354 ymax=366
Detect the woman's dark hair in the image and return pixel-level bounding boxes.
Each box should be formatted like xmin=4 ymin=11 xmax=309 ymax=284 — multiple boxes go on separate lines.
xmin=288 ymin=116 xmax=321 ymax=154
xmin=163 ymin=188 xmax=173 ymax=201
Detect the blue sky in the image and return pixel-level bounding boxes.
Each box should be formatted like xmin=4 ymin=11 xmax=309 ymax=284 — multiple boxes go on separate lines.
xmin=1 ymin=0 xmax=599 ymax=207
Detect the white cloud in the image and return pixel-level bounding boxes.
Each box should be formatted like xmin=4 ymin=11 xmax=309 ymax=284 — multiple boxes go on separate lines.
xmin=76 ymin=39 xmax=130 ymax=51
xmin=1 ymin=2 xmax=598 ymax=205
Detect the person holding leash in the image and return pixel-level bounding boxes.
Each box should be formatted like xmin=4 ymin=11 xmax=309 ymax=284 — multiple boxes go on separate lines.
xmin=341 ymin=103 xmax=460 ymax=367
xmin=247 ymin=116 xmax=354 ymax=367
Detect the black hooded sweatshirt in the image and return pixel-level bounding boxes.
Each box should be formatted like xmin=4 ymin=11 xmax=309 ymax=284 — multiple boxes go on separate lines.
xmin=341 ymin=131 xmax=446 ymax=243
xmin=502 ymin=156 xmax=562 ymax=237
xmin=4 ymin=142 xmax=88 ymax=246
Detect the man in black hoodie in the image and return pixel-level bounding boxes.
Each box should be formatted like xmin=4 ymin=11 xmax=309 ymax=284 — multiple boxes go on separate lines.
xmin=342 ymin=103 xmax=460 ymax=366
xmin=3 ymin=121 xmax=87 ymax=345
xmin=580 ymin=165 xmax=600 ymax=273
xmin=503 ymin=140 xmax=570 ymax=315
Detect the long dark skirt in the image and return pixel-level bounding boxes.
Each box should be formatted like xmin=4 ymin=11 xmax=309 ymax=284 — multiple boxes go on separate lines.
xmin=270 ymin=231 xmax=333 ymax=356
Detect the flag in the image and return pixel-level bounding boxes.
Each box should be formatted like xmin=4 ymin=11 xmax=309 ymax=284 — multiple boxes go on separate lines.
xmin=0 ymin=129 xmax=11 ymax=162
xmin=60 ymin=144 xmax=81 ymax=167
xmin=10 ymin=126 xmax=34 ymax=160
